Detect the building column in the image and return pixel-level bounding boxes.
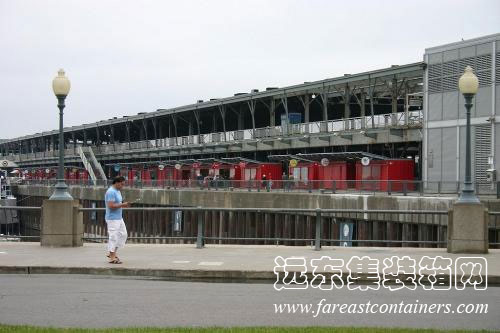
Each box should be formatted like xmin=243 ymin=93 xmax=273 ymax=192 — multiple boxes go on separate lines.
xmin=96 ymin=126 xmax=101 ymax=145
xmin=391 ymin=76 xmax=398 ymax=125
xmin=360 ymin=90 xmax=366 ymax=128
xmin=218 ymin=105 xmax=227 ymax=134
xmin=304 ymin=94 xmax=310 ymax=123
xmin=247 ymin=99 xmax=256 ymax=137
xmin=344 ymin=84 xmax=351 ymax=129
xmin=269 ymin=98 xmax=275 ymax=127
xmin=320 ymin=89 xmax=328 ymax=121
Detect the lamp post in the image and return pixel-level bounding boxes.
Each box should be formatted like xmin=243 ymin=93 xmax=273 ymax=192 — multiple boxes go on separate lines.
xmin=49 ymin=69 xmax=73 ymax=200
xmin=457 ymin=66 xmax=479 ymax=203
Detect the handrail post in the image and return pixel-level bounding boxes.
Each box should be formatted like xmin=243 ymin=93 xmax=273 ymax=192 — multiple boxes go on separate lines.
xmin=196 ymin=207 xmax=204 ymax=249
xmin=314 ymin=208 xmax=322 ymax=251
xmin=403 ymin=181 xmax=407 ymax=196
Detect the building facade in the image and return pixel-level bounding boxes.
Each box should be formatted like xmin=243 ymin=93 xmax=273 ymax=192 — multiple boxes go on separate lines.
xmin=423 ymin=33 xmax=500 ymax=189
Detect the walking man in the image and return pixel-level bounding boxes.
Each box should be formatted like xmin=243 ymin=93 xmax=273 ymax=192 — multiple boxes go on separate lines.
xmin=105 ymin=176 xmax=130 ymax=264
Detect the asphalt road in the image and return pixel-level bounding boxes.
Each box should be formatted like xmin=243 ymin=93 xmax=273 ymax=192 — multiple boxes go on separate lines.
xmin=0 ymin=274 xmax=498 ymax=330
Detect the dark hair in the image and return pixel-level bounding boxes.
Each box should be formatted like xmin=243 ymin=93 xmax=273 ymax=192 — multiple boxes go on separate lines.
xmin=112 ymin=176 xmax=126 ymax=184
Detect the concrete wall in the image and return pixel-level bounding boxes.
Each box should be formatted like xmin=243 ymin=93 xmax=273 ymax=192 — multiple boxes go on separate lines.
xmin=11 ymin=184 xmax=478 ymax=225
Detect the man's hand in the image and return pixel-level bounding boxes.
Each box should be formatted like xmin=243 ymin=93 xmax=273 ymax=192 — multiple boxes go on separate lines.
xmin=121 ymin=202 xmax=131 ymax=208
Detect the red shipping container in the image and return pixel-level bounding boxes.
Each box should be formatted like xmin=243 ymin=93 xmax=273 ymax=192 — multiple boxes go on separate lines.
xmin=355 ymin=159 xmax=415 ymax=191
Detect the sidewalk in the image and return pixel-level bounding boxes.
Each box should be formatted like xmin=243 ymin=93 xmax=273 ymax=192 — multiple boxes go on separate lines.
xmin=0 ymin=242 xmax=498 ymax=284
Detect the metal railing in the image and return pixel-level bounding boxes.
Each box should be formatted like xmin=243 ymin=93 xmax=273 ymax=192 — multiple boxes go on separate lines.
xmin=3 ymin=204 xmax=499 ymax=249
xmin=14 ymin=178 xmax=500 ymax=197
xmin=79 ymin=206 xmax=450 ymax=250
xmin=0 ymin=206 xmax=42 ymax=241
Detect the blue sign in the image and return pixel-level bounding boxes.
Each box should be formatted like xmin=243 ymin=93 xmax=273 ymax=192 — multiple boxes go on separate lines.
xmin=339 ymin=222 xmax=354 ymax=247
xmin=173 ymin=211 xmax=183 ymax=232
xmin=114 ymin=164 xmax=121 ymax=172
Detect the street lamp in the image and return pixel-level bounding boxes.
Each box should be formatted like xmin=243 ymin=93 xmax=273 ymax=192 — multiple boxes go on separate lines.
xmin=49 ymin=69 xmax=73 ymax=200
xmin=457 ymin=65 xmax=479 ymax=203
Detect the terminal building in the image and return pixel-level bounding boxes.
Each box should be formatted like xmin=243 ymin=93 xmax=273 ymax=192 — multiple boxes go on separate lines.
xmin=1 ymin=33 xmax=499 ymax=193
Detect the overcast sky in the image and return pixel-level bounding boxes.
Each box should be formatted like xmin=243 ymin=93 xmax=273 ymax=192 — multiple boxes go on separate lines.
xmin=0 ymin=0 xmax=499 ymax=139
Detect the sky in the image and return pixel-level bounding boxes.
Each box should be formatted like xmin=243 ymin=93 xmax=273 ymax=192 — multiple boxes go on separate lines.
xmin=0 ymin=0 xmax=499 ymax=139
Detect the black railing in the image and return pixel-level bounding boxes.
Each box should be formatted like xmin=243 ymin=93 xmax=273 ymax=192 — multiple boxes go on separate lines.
xmin=2 ymin=205 xmax=499 ymax=249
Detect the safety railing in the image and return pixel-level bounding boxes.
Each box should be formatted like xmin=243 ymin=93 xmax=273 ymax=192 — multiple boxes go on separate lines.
xmin=0 ymin=206 xmax=42 ymax=241
xmin=488 ymin=211 xmax=500 ymax=247
xmin=14 ymin=178 xmax=500 ymax=197
xmin=2 ymin=205 xmax=499 ymax=249
xmin=79 ymin=206 xmax=450 ymax=249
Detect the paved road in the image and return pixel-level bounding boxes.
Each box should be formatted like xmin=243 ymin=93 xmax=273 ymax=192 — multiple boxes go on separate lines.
xmin=0 ymin=274 xmax=498 ymax=329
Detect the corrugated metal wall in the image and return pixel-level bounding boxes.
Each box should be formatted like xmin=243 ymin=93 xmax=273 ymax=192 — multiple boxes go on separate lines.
xmin=424 ymin=35 xmax=500 ymax=184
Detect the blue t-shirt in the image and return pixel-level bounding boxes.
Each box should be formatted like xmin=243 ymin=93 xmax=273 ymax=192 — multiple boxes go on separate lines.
xmin=105 ymin=186 xmax=123 ymax=220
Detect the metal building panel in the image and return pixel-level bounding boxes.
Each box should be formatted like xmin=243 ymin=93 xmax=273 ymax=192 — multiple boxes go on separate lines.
xmin=441 ymin=127 xmax=457 ymax=181
xmin=496 ymin=52 xmax=500 ymax=85
xmin=474 ymin=125 xmax=491 ymax=184
xmin=428 ymin=52 xmax=443 ymax=65
xmin=428 ymin=93 xmax=443 ymax=121
xmin=427 ymin=128 xmax=442 ymax=181
xmin=496 ymin=123 xmax=500 ymax=172
xmin=442 ymin=91 xmax=458 ymax=120
xmin=496 ymin=85 xmax=500 ymax=116
xmin=443 ymin=49 xmax=459 ymax=62
xmin=476 ymin=42 xmax=493 ymax=56
xmin=459 ymin=46 xmax=476 ymax=59
xmin=475 ymin=87 xmax=492 ymax=117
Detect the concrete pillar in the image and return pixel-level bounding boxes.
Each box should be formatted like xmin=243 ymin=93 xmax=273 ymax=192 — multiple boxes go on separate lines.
xmin=41 ymin=199 xmax=83 ymax=247
xmin=448 ymin=202 xmax=488 ymax=254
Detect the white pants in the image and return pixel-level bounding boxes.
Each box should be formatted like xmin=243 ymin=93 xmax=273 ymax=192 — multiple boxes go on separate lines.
xmin=106 ymin=219 xmax=127 ymax=252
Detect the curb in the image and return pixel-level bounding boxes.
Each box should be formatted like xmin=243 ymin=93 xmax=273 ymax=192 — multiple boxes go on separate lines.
xmin=0 ymin=266 xmax=275 ymax=282
xmin=1 ymin=266 xmax=498 ymax=286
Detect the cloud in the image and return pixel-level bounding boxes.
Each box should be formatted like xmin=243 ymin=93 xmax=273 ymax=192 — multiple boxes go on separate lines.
xmin=1 ymin=0 xmax=499 ymax=138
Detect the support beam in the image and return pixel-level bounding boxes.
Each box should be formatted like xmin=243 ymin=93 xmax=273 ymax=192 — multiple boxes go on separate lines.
xmin=95 ymin=126 xmax=100 ymax=146
xmin=193 ymin=110 xmax=201 ymax=136
xmin=344 ymin=83 xmax=351 ymax=120
xmin=125 ymin=122 xmax=131 ymax=149
xmin=142 ymin=118 xmax=148 ymax=141
xmin=109 ymin=125 xmax=115 ymax=144
xmin=297 ymin=94 xmax=312 ymax=124
xmin=83 ymin=128 xmax=88 ymax=146
xmin=151 ymin=118 xmax=158 ymax=142
xmin=247 ymin=99 xmax=257 ymax=137
xmin=368 ymin=77 xmax=377 ymax=128
xmin=172 ymin=115 xmax=178 ymax=138
xmin=218 ymin=104 xmax=227 ymax=134
xmin=319 ymin=86 xmax=330 ymax=121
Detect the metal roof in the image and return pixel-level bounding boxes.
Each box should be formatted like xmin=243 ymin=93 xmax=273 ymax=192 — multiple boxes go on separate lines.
xmin=268 ymin=152 xmax=388 ymax=162
xmin=1 ymin=62 xmax=424 ymax=144
xmin=221 ymin=157 xmax=261 ymax=164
